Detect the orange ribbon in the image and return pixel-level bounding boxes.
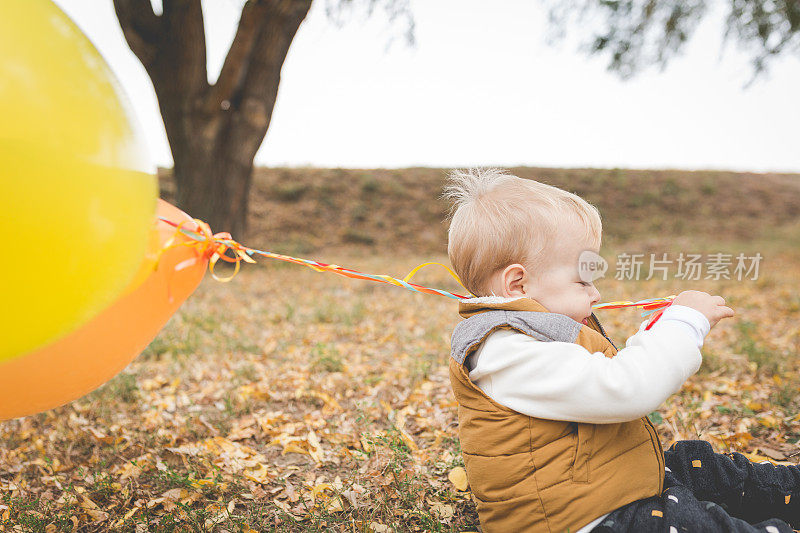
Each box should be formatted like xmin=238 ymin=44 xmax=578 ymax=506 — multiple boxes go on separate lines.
xmin=158 ymin=218 xmax=255 ymax=283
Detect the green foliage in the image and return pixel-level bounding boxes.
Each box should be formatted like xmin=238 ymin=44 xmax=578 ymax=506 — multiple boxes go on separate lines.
xmin=546 ymin=0 xmax=800 ymax=77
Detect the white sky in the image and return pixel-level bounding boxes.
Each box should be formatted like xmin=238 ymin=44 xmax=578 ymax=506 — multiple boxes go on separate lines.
xmin=54 ymin=0 xmax=800 ymax=172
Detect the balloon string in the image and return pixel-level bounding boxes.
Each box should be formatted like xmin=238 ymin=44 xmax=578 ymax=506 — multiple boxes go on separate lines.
xmin=402 ymin=262 xmax=473 ymax=295
xmin=156 ymin=216 xmax=676 ymax=316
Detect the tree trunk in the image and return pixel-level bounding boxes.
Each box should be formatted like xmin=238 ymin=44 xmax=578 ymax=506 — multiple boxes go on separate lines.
xmin=171 ymin=127 xmax=254 ymax=237
xmin=114 ymin=0 xmax=312 ymax=237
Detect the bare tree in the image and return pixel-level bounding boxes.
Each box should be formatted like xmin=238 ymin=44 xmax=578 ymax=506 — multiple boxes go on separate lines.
xmin=113 ymin=0 xmax=315 ymax=235
xmin=114 ymin=0 xmax=411 ymax=236
xmin=545 ymin=0 xmax=800 ymax=79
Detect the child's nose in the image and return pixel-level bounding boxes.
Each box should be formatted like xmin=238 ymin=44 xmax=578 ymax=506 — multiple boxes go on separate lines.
xmin=590 ymin=285 xmax=601 ymax=304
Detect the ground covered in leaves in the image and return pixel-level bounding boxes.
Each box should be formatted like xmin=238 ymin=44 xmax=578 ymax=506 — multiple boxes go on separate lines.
xmin=2 ymin=206 xmax=800 ymax=531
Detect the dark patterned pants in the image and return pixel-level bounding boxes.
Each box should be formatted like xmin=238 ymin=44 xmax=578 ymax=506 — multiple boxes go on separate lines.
xmin=593 ymin=440 xmax=800 ymax=532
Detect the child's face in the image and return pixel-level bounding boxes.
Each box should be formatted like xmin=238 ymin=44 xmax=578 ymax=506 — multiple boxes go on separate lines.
xmin=527 ymin=239 xmax=602 ymax=324
xmin=489 ymin=220 xmax=602 ymax=324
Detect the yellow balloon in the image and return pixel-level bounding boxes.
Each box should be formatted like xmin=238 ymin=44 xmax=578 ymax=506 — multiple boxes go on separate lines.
xmin=0 ymin=0 xmax=157 ymax=362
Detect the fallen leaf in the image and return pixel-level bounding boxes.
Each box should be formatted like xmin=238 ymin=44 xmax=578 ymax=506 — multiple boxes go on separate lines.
xmin=448 ymin=466 xmax=469 ymax=491
xmin=429 ymin=500 xmax=454 ymax=520
xmin=759 ymin=447 xmax=787 ymax=461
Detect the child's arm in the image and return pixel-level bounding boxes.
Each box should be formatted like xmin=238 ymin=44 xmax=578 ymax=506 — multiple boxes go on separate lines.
xmin=466 ymin=304 xmax=715 ymax=424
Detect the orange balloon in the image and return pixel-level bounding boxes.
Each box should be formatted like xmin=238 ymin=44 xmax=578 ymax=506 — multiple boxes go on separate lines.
xmin=0 ymin=200 xmax=207 ymax=420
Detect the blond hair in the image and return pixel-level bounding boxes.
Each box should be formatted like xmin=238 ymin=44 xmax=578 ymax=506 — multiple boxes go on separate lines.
xmin=443 ymin=168 xmax=602 ymax=296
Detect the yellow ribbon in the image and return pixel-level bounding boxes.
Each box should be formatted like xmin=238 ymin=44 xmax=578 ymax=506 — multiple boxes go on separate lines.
xmin=402 ymin=262 xmax=474 ymax=296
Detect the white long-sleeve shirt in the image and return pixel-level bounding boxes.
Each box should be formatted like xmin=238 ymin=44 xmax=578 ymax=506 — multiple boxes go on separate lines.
xmin=466 ymin=304 xmax=710 ymax=423
xmin=465 ymin=304 xmax=710 ymax=532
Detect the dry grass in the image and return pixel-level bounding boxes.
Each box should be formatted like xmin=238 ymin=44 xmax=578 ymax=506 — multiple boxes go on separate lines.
xmin=2 ymin=167 xmax=800 ymax=531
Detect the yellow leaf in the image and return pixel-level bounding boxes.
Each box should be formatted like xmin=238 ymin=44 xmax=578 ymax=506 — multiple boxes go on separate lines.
xmin=122 ymin=506 xmax=140 ymax=521
xmin=448 ymin=466 xmax=469 ymax=491
xmin=281 ymin=441 xmax=309 ymax=456
xmin=189 ymin=478 xmax=217 ymax=489
xmin=739 ymin=452 xmax=768 ymax=463
xmin=243 ymin=463 xmax=272 ymax=485
xmin=309 ymin=482 xmax=334 ymax=501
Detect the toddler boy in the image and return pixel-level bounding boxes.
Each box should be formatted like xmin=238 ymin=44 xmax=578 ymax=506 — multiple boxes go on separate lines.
xmin=444 ymin=168 xmax=800 ymax=532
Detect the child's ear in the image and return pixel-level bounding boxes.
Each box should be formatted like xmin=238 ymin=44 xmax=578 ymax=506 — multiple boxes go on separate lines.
xmin=501 ymin=263 xmax=529 ymax=298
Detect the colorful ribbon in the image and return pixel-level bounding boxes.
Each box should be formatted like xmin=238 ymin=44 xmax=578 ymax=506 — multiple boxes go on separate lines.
xmin=592 ymin=296 xmax=676 ymax=329
xmin=157 ymin=216 xmax=676 ymax=324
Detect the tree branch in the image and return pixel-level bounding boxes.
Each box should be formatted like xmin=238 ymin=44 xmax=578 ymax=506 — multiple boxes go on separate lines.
xmin=206 ymin=1 xmax=270 ymax=113
xmin=159 ymin=0 xmax=208 ymax=93
xmin=237 ymin=0 xmax=312 ymax=114
xmin=113 ymin=0 xmax=161 ymax=69
xmin=204 ymin=0 xmax=311 ymax=162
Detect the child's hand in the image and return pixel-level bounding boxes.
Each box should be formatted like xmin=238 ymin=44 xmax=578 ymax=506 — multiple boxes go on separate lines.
xmin=672 ymin=290 xmax=735 ymax=329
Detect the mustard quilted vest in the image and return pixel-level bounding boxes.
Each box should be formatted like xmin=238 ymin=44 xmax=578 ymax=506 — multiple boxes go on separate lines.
xmin=449 ymin=297 xmax=665 ymax=532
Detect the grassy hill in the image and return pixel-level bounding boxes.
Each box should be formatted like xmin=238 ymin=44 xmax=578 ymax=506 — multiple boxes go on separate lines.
xmin=160 ymin=167 xmax=800 ymax=256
